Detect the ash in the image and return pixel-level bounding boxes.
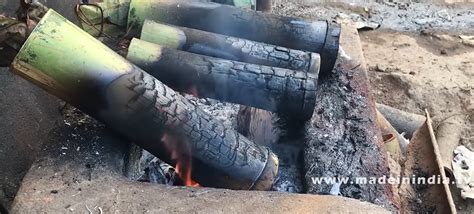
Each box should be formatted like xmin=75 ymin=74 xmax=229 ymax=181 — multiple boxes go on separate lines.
xmin=133 ymin=94 xmax=305 ymax=192
xmin=184 ymin=94 xmax=240 ymax=129
xmin=131 ymin=94 xmax=242 ymax=187
xmin=135 ymin=150 xmax=178 ymax=185
xmin=271 ymin=144 xmax=304 ymax=193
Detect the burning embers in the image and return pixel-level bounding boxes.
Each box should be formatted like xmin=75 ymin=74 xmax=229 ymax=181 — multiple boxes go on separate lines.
xmin=175 ymin=159 xmax=200 ymax=187
xmin=9 ymin=0 xmax=341 ymax=191
xmin=161 ymin=133 xmax=200 ymax=187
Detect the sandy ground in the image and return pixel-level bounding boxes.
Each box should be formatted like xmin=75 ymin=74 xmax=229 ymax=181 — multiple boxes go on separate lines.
xmin=272 ymin=0 xmax=473 ymax=212
xmin=272 ymin=0 xmax=473 ymax=153
xmin=272 ymin=0 xmax=474 ymax=152
xmin=362 ymin=31 xmax=473 ymax=146
xmin=361 ymin=30 xmax=474 ymax=212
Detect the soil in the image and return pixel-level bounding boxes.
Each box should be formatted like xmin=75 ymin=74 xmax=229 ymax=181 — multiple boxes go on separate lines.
xmin=361 ymin=28 xmax=474 ymax=214
xmin=272 ymin=0 xmax=473 ymax=212
xmin=272 ymin=0 xmax=473 ymax=140
xmin=362 ymin=30 xmax=473 ymax=145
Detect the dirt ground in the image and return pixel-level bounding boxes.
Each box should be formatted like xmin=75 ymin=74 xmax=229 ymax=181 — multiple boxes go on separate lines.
xmin=272 ymin=0 xmax=473 ymax=156
xmin=273 ymin=0 xmax=473 ymax=212
xmin=362 ymin=30 xmax=473 ymax=145
xmin=0 ymin=0 xmax=473 ymax=212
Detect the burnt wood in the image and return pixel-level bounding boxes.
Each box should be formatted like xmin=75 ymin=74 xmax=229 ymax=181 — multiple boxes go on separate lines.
xmin=128 ymin=0 xmax=340 ymax=73
xmin=104 ymin=69 xmax=278 ymax=190
xmin=303 ymin=24 xmax=396 ymax=210
xmin=127 ymin=39 xmax=319 ymax=120
xmin=236 ymin=24 xmax=397 ymax=210
xmin=256 ymin=0 xmax=272 ymax=12
xmin=140 ymin=20 xmax=320 ymax=73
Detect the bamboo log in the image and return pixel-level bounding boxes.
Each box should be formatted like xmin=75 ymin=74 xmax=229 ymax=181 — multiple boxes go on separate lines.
xmin=376 ymin=103 xmax=425 ymax=139
xmin=140 ymin=20 xmax=321 ymax=73
xmin=377 ymin=110 xmax=407 ymax=157
xmin=77 ymin=0 xmax=255 ymax=35
xmin=436 ymin=115 xmax=464 ymax=173
xmin=212 ymin=0 xmax=256 ymax=9
xmin=256 ymin=0 xmax=272 ymax=12
xmin=127 ymin=0 xmax=340 ymax=73
xmin=11 ymin=10 xmax=278 ymax=190
xmin=127 ymin=39 xmax=318 ymax=120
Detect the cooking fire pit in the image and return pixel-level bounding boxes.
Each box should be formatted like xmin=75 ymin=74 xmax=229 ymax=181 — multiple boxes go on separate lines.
xmin=6 ymin=1 xmax=395 ymax=213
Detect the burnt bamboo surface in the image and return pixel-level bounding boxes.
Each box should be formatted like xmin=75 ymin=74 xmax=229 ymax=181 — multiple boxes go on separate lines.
xmin=127 ymin=39 xmax=318 ymax=120
xmin=11 ymin=10 xmax=278 ymax=191
xmin=140 ymin=20 xmax=320 ymax=73
xmin=128 ymin=0 xmax=340 ymax=73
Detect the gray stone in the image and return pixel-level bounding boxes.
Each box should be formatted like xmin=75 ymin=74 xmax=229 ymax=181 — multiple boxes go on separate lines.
xmin=0 ymin=68 xmax=61 ymax=208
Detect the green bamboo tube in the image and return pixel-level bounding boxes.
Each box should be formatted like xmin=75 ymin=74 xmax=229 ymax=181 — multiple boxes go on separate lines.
xmin=140 ymin=20 xmax=320 ymax=73
xmin=127 ymin=38 xmax=318 ymax=120
xmin=127 ymin=0 xmax=340 ymax=74
xmin=212 ymin=0 xmax=256 ymax=9
xmin=10 ymin=9 xmax=278 ymax=191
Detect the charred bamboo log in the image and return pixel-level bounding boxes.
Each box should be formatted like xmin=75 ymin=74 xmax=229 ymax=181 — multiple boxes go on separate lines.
xmin=256 ymin=0 xmax=272 ymax=12
xmin=76 ymin=0 xmax=255 ymax=35
xmin=127 ymin=0 xmax=340 ymax=73
xmin=10 ymin=10 xmax=278 ymax=191
xmin=127 ymin=39 xmax=318 ymax=120
xmin=140 ymin=20 xmax=321 ymax=73
xmin=212 ymin=0 xmax=256 ymax=9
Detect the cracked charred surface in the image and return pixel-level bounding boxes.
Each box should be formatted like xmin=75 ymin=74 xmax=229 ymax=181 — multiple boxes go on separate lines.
xmin=303 ymin=24 xmax=396 ymax=210
xmin=223 ymin=36 xmax=313 ymax=71
xmin=128 ymin=45 xmax=318 ymax=120
xmin=99 ymin=69 xmax=277 ymax=190
xmin=142 ymin=22 xmax=319 ymax=72
xmin=127 ymin=0 xmax=338 ymax=72
xmin=128 ymin=0 xmax=327 ymax=51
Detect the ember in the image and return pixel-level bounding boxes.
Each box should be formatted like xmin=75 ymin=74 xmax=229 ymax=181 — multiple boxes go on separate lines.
xmin=10 ymin=10 xmax=278 ymax=191
xmin=188 ymin=85 xmax=199 ymax=98
xmin=161 ymin=133 xmax=200 ymax=187
xmin=2 ymin=0 xmax=472 ymax=213
xmin=175 ymin=160 xmax=200 ymax=187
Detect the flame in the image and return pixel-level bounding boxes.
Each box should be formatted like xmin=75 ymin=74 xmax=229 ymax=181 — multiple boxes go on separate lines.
xmin=175 ymin=157 xmax=200 ymax=187
xmin=189 ymin=85 xmax=199 ymax=97
xmin=161 ymin=133 xmax=200 ymax=187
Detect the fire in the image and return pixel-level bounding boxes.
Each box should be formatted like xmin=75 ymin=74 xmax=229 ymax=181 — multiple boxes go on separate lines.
xmin=161 ymin=133 xmax=200 ymax=187
xmin=175 ymin=157 xmax=200 ymax=187
xmin=188 ymin=85 xmax=199 ymax=97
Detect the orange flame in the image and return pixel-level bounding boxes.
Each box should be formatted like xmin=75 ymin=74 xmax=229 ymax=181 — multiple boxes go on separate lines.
xmin=175 ymin=158 xmax=200 ymax=187
xmin=161 ymin=133 xmax=200 ymax=187
xmin=189 ymin=85 xmax=199 ymax=97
